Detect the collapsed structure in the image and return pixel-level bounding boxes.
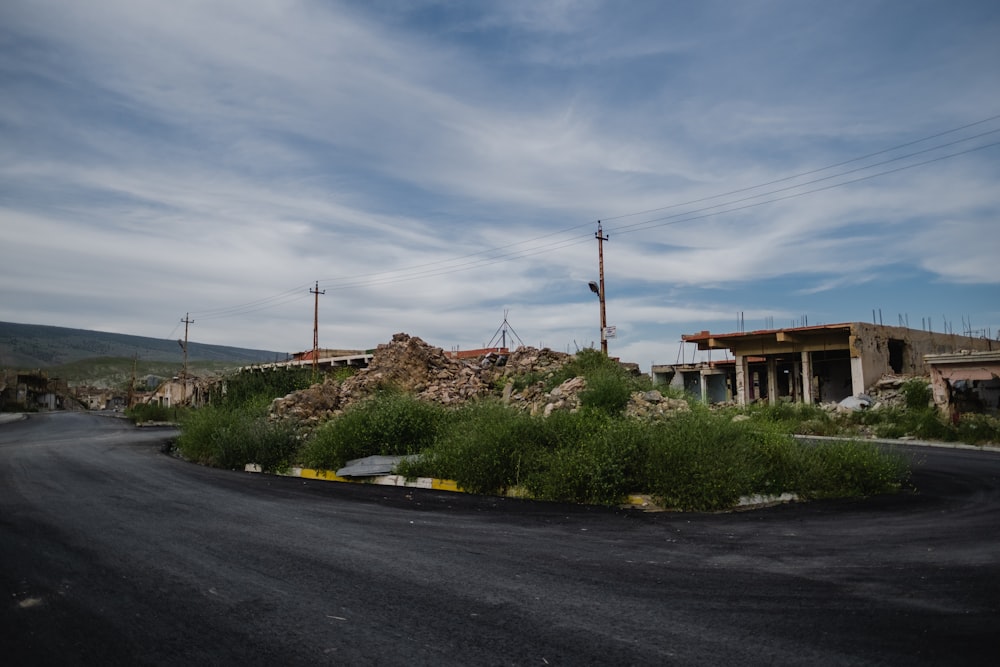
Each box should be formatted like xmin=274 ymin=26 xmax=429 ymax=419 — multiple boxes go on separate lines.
xmin=666 ymin=322 xmax=995 ymax=409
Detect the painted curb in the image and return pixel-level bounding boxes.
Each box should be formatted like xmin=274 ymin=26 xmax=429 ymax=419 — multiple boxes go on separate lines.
xmin=244 ymin=464 xmax=461 ymax=492
xmin=242 ymin=465 xmax=797 ymax=512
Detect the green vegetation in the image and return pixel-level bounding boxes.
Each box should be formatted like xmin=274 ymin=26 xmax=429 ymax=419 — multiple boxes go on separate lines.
xmin=174 ymin=354 xmax=1000 ymax=511
xmin=173 ymin=368 xmax=314 ymax=472
xmin=395 ymin=399 xmax=910 ymax=510
xmin=126 ymin=402 xmax=181 ymax=424
xmin=49 ymin=357 xmax=238 ymax=389
xmin=176 ymin=397 xmax=299 ymax=472
xmin=300 ymin=391 xmax=449 ymax=470
xmin=841 ymin=379 xmax=1000 ymax=445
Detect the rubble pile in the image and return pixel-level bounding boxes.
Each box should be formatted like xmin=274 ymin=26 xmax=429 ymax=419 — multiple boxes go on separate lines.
xmin=338 ymin=333 xmax=494 ymax=405
xmin=866 ymin=374 xmax=921 ymax=409
xmin=625 ymin=390 xmax=692 ymax=419
xmin=826 ymin=374 xmax=924 ymax=413
xmin=269 ymin=333 xmax=694 ymax=426
xmin=269 ymin=376 xmax=343 ymax=424
xmin=270 ymin=333 xmax=557 ymax=423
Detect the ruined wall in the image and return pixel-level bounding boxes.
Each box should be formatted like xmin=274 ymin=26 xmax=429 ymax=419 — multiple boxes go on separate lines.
xmin=849 ymin=323 xmax=995 ymax=392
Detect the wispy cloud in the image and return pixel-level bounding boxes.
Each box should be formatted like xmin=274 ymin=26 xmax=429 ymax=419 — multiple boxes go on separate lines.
xmin=1 ymin=0 xmax=998 ymax=365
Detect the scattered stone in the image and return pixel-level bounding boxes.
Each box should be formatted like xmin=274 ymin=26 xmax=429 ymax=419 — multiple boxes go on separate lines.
xmin=269 ymin=333 xmax=690 ymax=426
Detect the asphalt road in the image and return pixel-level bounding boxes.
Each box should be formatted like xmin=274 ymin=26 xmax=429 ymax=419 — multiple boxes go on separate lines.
xmin=1 ymin=412 xmax=998 ymax=666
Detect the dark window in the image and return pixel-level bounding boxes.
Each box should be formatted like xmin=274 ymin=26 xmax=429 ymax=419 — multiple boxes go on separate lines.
xmin=888 ymin=339 xmax=905 ymax=373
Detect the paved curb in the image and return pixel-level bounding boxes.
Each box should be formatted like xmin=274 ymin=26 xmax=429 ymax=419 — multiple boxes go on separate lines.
xmin=243 ymin=465 xmax=798 ymax=512
xmin=244 ymin=464 xmax=461 ymax=492
xmin=0 ymin=413 xmax=26 ymax=425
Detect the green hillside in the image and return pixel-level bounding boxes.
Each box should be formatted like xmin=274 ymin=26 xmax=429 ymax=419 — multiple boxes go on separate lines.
xmin=44 ymin=357 xmax=247 ymax=390
xmin=0 ymin=321 xmax=288 ymax=370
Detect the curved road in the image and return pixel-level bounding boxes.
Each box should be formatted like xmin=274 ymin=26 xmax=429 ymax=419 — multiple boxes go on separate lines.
xmin=1 ymin=412 xmax=998 ymax=665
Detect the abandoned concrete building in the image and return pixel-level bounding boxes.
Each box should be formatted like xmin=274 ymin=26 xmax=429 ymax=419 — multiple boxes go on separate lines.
xmin=925 ymin=350 xmax=1000 ymax=417
xmin=664 ymin=322 xmax=995 ymax=406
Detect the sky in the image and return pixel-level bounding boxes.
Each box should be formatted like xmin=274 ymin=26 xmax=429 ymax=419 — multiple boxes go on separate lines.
xmin=2 ymin=0 xmax=999 ymax=371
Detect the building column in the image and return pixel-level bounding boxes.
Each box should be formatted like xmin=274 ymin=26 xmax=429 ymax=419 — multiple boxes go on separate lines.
xmin=850 ymin=356 xmax=866 ymax=397
xmin=735 ymin=354 xmax=749 ymax=406
xmin=800 ymin=351 xmax=813 ymax=404
xmin=699 ymin=372 xmax=708 ymax=403
xmin=766 ymin=357 xmax=778 ymax=405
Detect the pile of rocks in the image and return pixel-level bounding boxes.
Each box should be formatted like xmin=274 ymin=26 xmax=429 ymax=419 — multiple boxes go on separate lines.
xmin=867 ymin=374 xmax=923 ymax=409
xmin=625 ymin=390 xmax=691 ymax=419
xmin=269 ymin=332 xmax=691 ymax=425
xmin=271 ymin=333 xmax=578 ymax=422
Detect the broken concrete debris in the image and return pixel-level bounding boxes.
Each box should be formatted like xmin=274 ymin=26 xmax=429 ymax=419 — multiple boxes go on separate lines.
xmin=269 ymin=332 xmax=689 ymax=425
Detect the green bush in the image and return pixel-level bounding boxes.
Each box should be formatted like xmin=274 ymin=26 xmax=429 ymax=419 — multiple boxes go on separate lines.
xmin=642 ymin=413 xmax=802 ymax=511
xmin=525 ymin=415 xmax=650 ymax=505
xmin=127 ymin=402 xmax=179 ymax=424
xmin=408 ymin=400 xmax=549 ymax=495
xmin=300 ymin=391 xmax=449 ymax=470
xmin=745 ymin=402 xmax=841 ymax=436
xmin=212 ymin=368 xmax=314 ymax=407
xmin=955 ymin=413 xmax=1000 ymax=445
xmin=578 ymin=367 xmax=633 ymax=416
xmin=176 ymin=397 xmax=299 ymax=472
xmin=795 ymin=440 xmax=909 ymax=499
xmin=901 ymin=378 xmax=933 ymax=411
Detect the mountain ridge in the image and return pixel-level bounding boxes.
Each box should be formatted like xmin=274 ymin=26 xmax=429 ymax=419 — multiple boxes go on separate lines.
xmin=0 ymin=321 xmax=288 ymax=369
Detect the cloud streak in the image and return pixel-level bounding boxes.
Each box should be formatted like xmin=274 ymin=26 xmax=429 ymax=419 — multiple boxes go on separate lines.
xmin=2 ymin=0 xmax=999 ymax=366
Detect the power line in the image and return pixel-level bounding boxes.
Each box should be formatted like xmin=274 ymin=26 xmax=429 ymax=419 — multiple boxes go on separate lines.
xmin=600 ymin=112 xmax=1000 ymax=223
xmin=613 ymin=140 xmax=1000 ymax=238
xmin=184 ymin=114 xmax=1000 ymax=319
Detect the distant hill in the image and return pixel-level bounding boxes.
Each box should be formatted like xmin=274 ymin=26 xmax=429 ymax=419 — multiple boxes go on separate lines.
xmin=0 ymin=321 xmax=289 ymax=369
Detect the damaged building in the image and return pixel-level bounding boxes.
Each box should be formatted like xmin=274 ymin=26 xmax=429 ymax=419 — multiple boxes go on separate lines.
xmin=925 ymin=351 xmax=1000 ymax=417
xmin=676 ymin=322 xmax=995 ymax=406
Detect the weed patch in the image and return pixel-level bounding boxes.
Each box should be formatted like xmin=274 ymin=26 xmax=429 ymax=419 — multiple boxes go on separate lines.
xmin=300 ymin=391 xmax=450 ymax=470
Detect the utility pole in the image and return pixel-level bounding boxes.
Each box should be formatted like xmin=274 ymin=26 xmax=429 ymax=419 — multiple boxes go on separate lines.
xmin=595 ymin=221 xmax=609 ymax=355
xmin=180 ymin=313 xmax=193 ymax=405
xmin=127 ymin=354 xmax=137 ymax=409
xmin=310 ymin=281 xmax=325 ymax=378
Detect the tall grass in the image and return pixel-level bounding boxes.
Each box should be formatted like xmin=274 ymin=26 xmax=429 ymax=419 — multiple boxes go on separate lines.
xmin=174 ymin=367 xmax=315 ymax=471
xmin=300 ymin=391 xmax=450 ymax=470
xmin=127 ymin=402 xmax=181 ymax=424
xmin=176 ymin=396 xmax=299 ymax=472
xmin=397 ymin=398 xmax=909 ymax=510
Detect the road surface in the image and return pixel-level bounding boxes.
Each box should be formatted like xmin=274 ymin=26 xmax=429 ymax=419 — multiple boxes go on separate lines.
xmin=1 ymin=412 xmax=998 ymax=665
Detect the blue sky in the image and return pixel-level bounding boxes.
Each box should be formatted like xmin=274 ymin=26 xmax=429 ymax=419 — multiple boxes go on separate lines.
xmin=1 ymin=0 xmax=998 ymax=370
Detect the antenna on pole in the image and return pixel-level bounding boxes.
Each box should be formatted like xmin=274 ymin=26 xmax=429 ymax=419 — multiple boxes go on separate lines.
xmin=487 ymin=309 xmax=526 ymax=350
xmin=309 ymin=281 xmax=326 ymax=379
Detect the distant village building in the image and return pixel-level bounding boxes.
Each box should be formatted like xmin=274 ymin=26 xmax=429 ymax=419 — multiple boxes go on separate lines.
xmin=0 ymin=369 xmax=66 ymax=411
xmin=146 ymin=376 xmax=208 ymax=408
xmin=677 ymin=322 xmax=996 ymax=407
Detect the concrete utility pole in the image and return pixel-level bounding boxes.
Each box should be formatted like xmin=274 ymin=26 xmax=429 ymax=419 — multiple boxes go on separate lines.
xmin=595 ymin=222 xmax=609 ymax=355
xmin=180 ymin=313 xmax=193 ymax=405
xmin=310 ymin=281 xmax=325 ymax=378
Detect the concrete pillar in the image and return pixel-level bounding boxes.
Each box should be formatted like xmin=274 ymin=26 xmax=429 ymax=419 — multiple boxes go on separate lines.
xmin=735 ymin=355 xmax=749 ymax=406
xmin=699 ymin=372 xmax=708 ymax=403
xmin=800 ymin=351 xmax=813 ymax=404
xmin=766 ymin=357 xmax=778 ymax=405
xmin=850 ymin=356 xmax=866 ymax=397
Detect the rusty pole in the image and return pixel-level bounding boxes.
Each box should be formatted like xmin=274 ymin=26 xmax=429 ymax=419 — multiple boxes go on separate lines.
xmin=309 ymin=281 xmax=325 ymax=378
xmin=596 ymin=222 xmax=608 ymax=355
